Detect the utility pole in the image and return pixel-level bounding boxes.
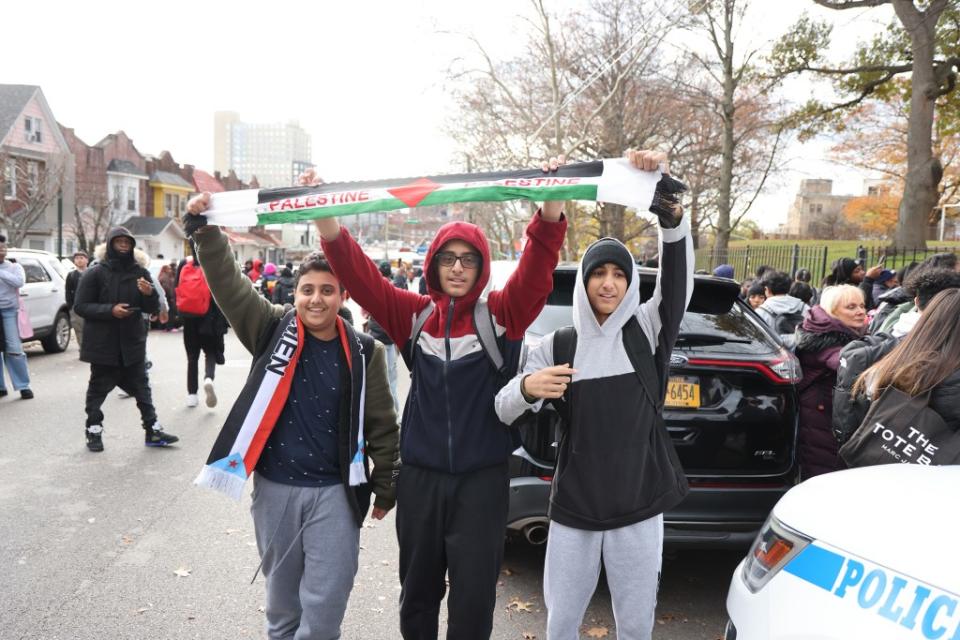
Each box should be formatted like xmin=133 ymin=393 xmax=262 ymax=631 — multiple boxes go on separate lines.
xmin=56 ymin=189 xmax=63 ymax=258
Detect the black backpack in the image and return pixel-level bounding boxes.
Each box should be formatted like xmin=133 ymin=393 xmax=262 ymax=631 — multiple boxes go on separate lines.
xmin=550 ymin=316 xmax=663 ymax=424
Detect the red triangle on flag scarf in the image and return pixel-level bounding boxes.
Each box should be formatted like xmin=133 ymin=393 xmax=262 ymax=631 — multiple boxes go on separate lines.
xmin=388 ymin=178 xmax=440 ymax=208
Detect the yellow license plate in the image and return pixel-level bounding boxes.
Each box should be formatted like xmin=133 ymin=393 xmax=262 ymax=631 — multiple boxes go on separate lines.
xmin=665 ymin=377 xmax=700 ymax=408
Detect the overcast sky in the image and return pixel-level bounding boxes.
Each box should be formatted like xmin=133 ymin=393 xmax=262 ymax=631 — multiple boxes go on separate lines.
xmin=4 ymin=0 xmax=894 ymax=231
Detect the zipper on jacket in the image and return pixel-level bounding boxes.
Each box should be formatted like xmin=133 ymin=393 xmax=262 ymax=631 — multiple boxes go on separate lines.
xmin=443 ymin=299 xmax=455 ymax=472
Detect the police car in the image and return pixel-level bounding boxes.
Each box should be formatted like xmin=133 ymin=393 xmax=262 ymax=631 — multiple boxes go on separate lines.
xmin=725 ymin=464 xmax=960 ymax=639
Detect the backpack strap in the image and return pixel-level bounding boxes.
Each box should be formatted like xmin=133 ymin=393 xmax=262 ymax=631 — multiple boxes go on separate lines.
xmin=472 ymin=298 xmax=506 ymax=377
xmin=401 ymin=301 xmax=435 ymax=371
xmin=549 ymin=325 xmax=577 ymax=424
xmin=621 ymin=316 xmax=664 ymax=412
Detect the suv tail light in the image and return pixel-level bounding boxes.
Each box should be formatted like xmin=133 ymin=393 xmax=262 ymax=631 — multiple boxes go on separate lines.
xmin=687 ymin=348 xmax=801 ymax=385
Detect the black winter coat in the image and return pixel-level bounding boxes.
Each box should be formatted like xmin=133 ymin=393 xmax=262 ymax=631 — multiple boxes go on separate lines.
xmin=832 ymin=333 xmax=899 ymax=444
xmin=74 ymin=243 xmax=159 ymax=367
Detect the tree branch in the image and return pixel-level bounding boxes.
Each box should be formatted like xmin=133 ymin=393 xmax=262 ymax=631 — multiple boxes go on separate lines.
xmin=811 ymin=0 xmax=890 ymax=9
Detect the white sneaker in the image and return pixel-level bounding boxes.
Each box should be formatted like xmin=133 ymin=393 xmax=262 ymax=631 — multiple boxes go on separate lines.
xmin=186 ymin=394 xmax=199 ymax=408
xmin=203 ymin=378 xmax=217 ymax=408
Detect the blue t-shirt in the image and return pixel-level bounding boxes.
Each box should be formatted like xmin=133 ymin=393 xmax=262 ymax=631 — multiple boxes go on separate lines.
xmin=256 ymin=333 xmax=343 ymax=486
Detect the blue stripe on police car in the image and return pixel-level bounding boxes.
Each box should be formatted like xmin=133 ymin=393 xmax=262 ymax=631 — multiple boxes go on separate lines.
xmin=784 ymin=545 xmax=960 ymax=639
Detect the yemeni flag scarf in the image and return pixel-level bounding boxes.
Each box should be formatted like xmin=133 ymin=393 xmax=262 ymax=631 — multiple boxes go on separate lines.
xmin=199 ymin=158 xmax=661 ymax=226
xmin=194 ymin=310 xmax=368 ymax=501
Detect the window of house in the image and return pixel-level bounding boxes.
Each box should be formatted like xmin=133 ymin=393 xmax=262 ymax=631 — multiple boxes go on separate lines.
xmin=3 ymin=158 xmax=15 ymax=199
xmin=127 ymin=186 xmax=136 ymax=211
xmin=808 ymin=204 xmax=815 ymax=214
xmin=164 ymin=193 xmax=174 ymax=217
xmin=24 ymin=116 xmax=42 ymax=143
xmin=114 ymin=184 xmax=123 ymax=208
xmin=27 ymin=161 xmax=39 ymax=195
xmin=868 ymin=186 xmax=878 ymax=197
xmin=180 ymin=196 xmax=186 ymax=216
xmin=816 ymin=204 xmax=823 ymax=214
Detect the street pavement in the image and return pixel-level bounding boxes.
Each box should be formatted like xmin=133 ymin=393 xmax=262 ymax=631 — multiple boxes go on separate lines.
xmin=1 ymin=326 xmax=742 ymax=640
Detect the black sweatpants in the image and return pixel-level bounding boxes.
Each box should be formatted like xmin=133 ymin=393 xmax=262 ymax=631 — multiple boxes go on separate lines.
xmin=396 ymin=463 xmax=509 ymax=640
xmin=85 ymin=362 xmax=157 ymax=429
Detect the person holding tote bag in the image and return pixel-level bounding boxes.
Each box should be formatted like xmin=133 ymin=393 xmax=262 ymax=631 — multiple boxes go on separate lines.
xmin=844 ymin=288 xmax=960 ymax=466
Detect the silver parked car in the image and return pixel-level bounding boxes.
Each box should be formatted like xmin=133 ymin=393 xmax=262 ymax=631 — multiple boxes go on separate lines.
xmin=8 ymin=248 xmax=72 ymax=353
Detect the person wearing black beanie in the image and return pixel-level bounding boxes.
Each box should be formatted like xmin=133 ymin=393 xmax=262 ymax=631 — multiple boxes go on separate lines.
xmin=496 ymin=148 xmax=693 ymax=640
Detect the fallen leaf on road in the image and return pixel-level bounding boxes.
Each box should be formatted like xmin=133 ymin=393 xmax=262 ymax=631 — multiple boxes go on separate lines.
xmin=506 ymin=597 xmax=533 ymax=613
xmin=258 ymin=606 xmax=265 ymax=613
xmin=523 ymin=632 xmax=537 ymax=639
xmin=121 ymin=535 xmax=133 ymax=545
xmin=585 ymin=627 xmax=609 ymax=638
xmin=173 ymin=567 xmax=191 ymax=578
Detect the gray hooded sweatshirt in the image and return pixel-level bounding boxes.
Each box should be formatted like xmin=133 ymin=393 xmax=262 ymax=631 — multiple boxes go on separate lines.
xmin=496 ymin=215 xmax=694 ymax=531
xmin=755 ymin=294 xmax=809 ymax=350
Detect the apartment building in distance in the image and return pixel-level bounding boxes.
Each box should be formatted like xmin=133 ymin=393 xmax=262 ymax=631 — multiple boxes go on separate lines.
xmin=213 ymin=111 xmax=313 ymax=188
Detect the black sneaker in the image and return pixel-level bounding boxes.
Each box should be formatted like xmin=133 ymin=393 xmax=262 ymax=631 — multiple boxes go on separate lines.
xmin=20 ymin=389 xmax=34 ymax=400
xmin=86 ymin=425 xmax=104 ymax=452
xmin=144 ymin=424 xmax=179 ymax=447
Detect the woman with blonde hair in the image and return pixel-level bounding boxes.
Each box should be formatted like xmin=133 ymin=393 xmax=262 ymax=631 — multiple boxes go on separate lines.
xmin=852 ymin=288 xmax=960 ymax=433
xmin=795 ymin=284 xmax=866 ymax=478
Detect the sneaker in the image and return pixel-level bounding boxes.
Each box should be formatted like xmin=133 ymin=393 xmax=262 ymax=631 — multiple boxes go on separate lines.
xmin=20 ymin=389 xmax=34 ymax=400
xmin=117 ymin=390 xmax=130 ymax=399
xmin=144 ymin=424 xmax=179 ymax=447
xmin=203 ymin=378 xmax=217 ymax=408
xmin=86 ymin=425 xmax=104 ymax=452
xmin=186 ymin=394 xmax=199 ymax=408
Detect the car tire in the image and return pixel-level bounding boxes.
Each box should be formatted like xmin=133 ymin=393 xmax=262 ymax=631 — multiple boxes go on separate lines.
xmin=41 ymin=311 xmax=71 ymax=353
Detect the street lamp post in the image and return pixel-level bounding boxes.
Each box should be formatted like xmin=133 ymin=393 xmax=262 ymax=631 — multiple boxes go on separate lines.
xmin=56 ymin=189 xmax=63 ymax=258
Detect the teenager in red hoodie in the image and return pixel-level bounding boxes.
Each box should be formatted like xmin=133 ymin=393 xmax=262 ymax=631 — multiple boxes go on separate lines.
xmin=311 ymin=158 xmax=568 ymax=639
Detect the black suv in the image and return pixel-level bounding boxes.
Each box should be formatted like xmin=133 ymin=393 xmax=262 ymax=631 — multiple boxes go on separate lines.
xmin=506 ymin=265 xmax=800 ymax=548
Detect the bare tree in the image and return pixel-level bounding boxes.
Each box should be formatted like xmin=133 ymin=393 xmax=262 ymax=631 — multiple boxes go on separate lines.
xmin=0 ymin=152 xmax=66 ymax=247
xmin=679 ymin=0 xmax=791 ymax=253
xmin=447 ymin=0 xmax=677 ymax=256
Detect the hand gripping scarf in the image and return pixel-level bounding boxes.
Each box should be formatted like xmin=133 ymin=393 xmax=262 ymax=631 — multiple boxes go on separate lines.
xmin=195 ymin=311 xmax=369 ymax=500
xmin=198 ymin=158 xmax=662 ymax=226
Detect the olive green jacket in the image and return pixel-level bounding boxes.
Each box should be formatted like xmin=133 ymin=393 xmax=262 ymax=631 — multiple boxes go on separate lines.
xmin=193 ymin=225 xmax=400 ymax=510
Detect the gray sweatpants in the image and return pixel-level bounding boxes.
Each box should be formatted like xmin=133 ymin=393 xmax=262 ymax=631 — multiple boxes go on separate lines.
xmin=544 ymin=514 xmax=664 ymax=640
xmin=250 ymin=474 xmax=361 ymax=640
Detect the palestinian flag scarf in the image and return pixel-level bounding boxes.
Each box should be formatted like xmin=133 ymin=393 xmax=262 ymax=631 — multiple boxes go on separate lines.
xmin=194 ymin=310 xmax=369 ymax=501
xmin=199 ymin=158 xmax=661 ymax=226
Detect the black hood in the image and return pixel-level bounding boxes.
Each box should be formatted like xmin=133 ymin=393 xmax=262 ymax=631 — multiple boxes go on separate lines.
xmin=106 ymin=226 xmax=136 ymax=264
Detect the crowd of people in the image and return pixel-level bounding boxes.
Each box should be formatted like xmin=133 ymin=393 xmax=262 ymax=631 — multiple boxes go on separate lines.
xmin=3 ymin=146 xmax=959 ymax=639
xmin=720 ymin=252 xmax=960 ymax=479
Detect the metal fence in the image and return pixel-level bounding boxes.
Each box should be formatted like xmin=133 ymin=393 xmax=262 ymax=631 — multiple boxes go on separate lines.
xmin=695 ymin=244 xmax=958 ymax=284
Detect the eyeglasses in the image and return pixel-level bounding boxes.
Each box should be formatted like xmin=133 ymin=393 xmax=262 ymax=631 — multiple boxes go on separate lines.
xmin=435 ymin=251 xmax=481 ymax=269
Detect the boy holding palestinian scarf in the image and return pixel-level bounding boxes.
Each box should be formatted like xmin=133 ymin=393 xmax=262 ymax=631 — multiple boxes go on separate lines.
xmin=185 ymin=207 xmax=400 ymax=640
xmin=495 ymin=149 xmax=691 ymax=640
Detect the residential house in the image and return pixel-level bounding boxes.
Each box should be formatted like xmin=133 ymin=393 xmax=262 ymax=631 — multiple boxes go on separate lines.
xmin=119 ymin=215 xmax=187 ymax=263
xmin=0 ymin=84 xmax=75 ymax=252
xmin=145 ymin=151 xmax=194 ymax=219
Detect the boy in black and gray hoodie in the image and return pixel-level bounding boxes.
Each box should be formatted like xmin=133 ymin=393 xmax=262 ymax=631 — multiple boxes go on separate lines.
xmin=495 ymin=150 xmax=693 ymax=639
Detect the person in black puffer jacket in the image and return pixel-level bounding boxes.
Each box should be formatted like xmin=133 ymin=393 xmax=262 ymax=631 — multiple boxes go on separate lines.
xmin=73 ymin=227 xmax=177 ymax=452
xmin=835 ymin=267 xmax=960 ymax=444
xmin=794 ymin=284 xmax=865 ymax=479
xmin=852 ymin=288 xmax=960 ymax=437
xmin=271 ymin=266 xmax=296 ymax=306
